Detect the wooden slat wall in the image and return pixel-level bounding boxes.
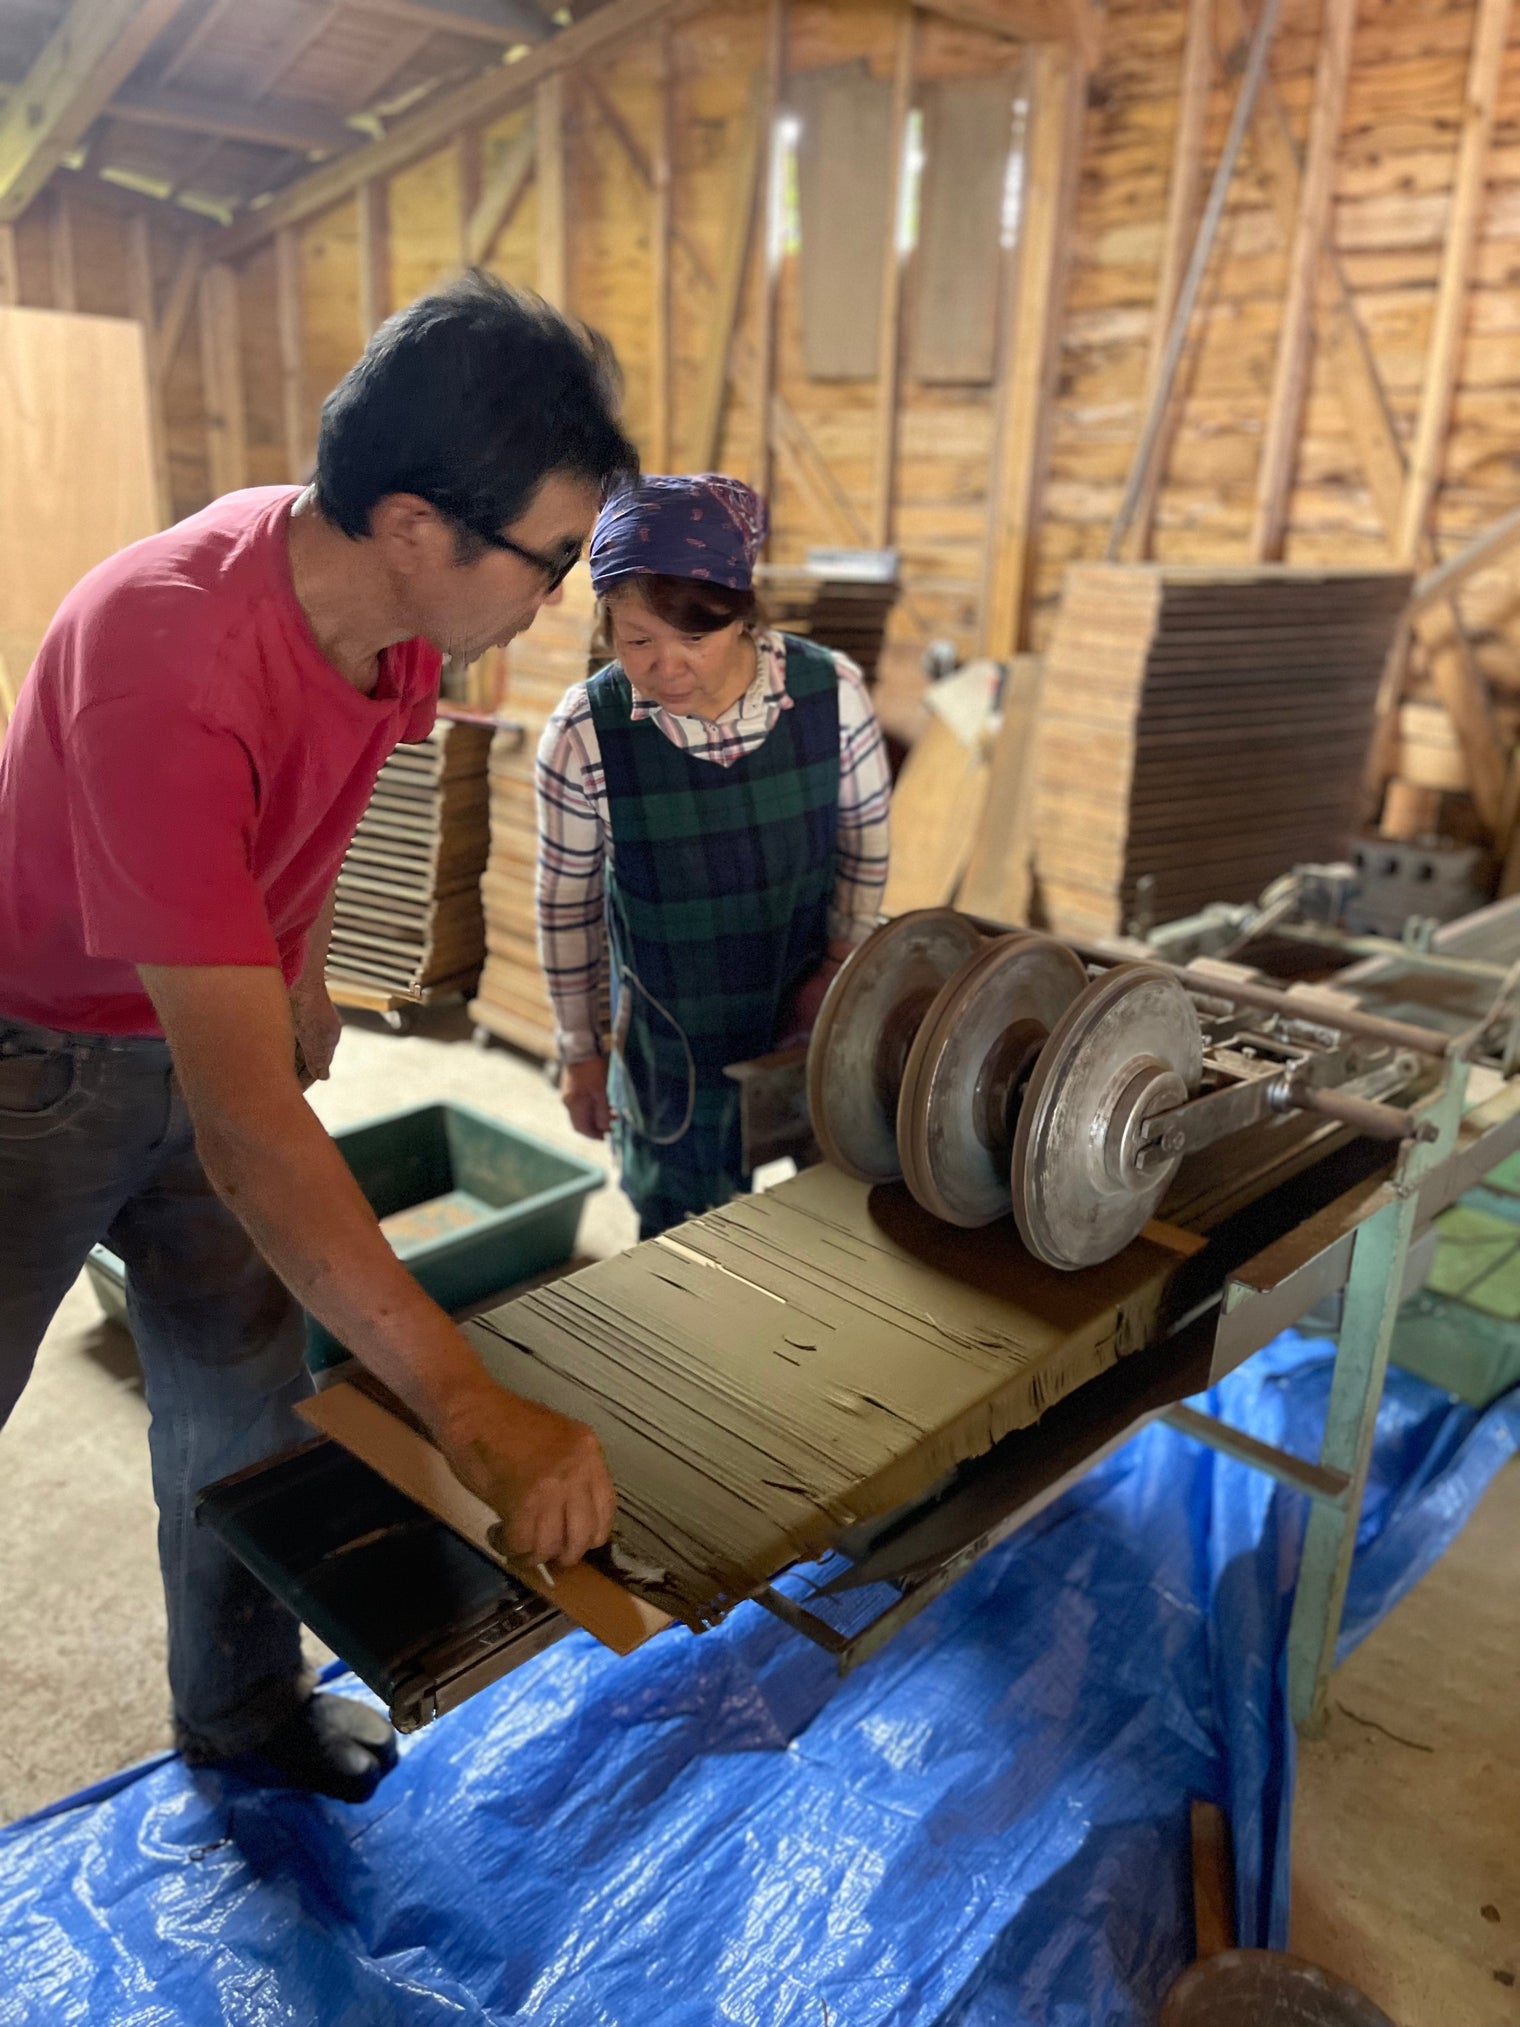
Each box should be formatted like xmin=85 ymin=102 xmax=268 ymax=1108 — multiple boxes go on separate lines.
xmin=1038 ymin=0 xmax=1520 ymax=751
xmin=19 ymin=0 xmax=1520 ymax=758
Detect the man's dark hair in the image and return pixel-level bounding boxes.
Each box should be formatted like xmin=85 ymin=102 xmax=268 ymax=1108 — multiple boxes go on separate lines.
xmin=315 ymin=270 xmax=639 ymax=549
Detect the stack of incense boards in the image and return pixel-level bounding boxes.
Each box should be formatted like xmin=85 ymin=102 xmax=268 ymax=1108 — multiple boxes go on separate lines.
xmin=755 ymin=557 xmax=900 ymax=686
xmin=469 ymin=564 xmax=601 ymax=1060
xmin=1030 ymin=564 xmax=1413 ymax=940
xmin=327 ymin=716 xmax=493 ymax=1001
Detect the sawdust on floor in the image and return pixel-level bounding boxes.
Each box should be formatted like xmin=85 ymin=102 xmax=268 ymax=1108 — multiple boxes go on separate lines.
xmin=1291 ymin=1453 xmax=1520 ymax=2026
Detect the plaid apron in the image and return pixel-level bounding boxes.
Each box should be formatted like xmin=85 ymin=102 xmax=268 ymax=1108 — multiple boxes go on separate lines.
xmin=587 ymin=633 xmax=840 ymax=1238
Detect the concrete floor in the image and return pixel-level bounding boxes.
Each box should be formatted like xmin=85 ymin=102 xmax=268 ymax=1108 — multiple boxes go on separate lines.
xmin=0 ymin=1009 xmax=1515 ymax=2024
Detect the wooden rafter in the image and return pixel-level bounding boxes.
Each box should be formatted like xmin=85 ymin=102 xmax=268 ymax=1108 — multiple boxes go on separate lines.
xmin=983 ymin=40 xmax=1084 ymax=657
xmin=1409 ymin=502 xmax=1520 ymax=619
xmin=213 ymin=0 xmax=704 ymax=260
xmin=354 ymin=0 xmax=550 ymax=43
xmin=155 ymin=230 xmax=205 ymax=385
xmin=0 ymin=0 xmax=197 ymax=223
xmin=1395 ymin=0 xmax=1514 ymax=564
xmin=1120 ymin=0 xmax=1210 ymax=561
xmin=107 ymin=82 xmax=354 ymax=157
xmin=1251 ymin=0 xmax=1356 ymax=560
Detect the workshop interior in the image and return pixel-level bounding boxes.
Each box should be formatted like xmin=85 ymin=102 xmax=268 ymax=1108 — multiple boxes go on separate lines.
xmin=1 ymin=0 xmax=1518 ymax=2022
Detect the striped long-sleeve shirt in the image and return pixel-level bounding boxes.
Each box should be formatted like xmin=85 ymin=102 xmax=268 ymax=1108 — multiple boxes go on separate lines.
xmin=535 ymin=629 xmax=892 ymax=1062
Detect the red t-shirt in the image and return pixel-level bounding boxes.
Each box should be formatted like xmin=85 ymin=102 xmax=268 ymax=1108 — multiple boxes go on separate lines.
xmin=0 ymin=486 xmax=441 ymax=1036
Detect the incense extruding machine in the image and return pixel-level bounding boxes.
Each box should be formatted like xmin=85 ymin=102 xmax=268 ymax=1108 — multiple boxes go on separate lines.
xmin=202 ymin=896 xmax=1520 ymax=1738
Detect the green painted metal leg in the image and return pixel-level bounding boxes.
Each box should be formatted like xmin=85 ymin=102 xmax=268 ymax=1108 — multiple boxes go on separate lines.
xmin=1285 ymin=1059 xmax=1469 ymax=1735
xmin=1285 ymin=1189 xmax=1416 ymax=1736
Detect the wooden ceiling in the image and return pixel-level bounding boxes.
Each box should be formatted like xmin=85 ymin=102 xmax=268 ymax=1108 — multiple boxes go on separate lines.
xmin=0 ymin=0 xmax=599 ymax=225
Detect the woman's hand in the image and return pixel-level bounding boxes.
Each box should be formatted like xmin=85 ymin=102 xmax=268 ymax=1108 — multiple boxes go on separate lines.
xmin=561 ymin=1054 xmax=612 ymax=1139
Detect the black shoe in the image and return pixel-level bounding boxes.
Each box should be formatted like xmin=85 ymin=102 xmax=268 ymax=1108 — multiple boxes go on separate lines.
xmin=181 ymin=1692 xmax=399 ymax=1804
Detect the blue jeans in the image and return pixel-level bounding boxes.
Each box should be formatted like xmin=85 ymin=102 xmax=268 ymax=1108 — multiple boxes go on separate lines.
xmin=0 ymin=1016 xmax=312 ymax=1752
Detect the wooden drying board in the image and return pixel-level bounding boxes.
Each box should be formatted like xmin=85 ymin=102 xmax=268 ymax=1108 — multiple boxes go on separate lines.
xmin=346 ymin=1163 xmax=1200 ymax=1633
xmin=0 ymin=306 xmax=159 ymax=723
xmin=959 ymin=654 xmax=1044 ymax=926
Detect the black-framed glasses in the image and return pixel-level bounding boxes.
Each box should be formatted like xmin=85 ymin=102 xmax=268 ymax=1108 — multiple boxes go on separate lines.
xmin=479 ymin=528 xmax=583 ymax=592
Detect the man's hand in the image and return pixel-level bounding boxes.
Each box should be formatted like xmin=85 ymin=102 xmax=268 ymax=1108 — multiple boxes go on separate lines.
xmin=561 ymin=1055 xmax=612 ymax=1140
xmin=289 ymin=979 xmax=343 ymax=1085
xmin=439 ymin=1383 xmax=615 ymax=1566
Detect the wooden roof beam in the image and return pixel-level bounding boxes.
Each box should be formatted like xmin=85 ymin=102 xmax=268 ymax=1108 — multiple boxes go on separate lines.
xmin=107 ymin=82 xmax=355 ymax=156
xmin=913 ymin=0 xmax=1100 ymax=67
xmin=0 ymin=0 xmax=198 ymax=223
xmin=353 ymin=0 xmax=552 ymax=45
xmin=213 ymin=0 xmax=699 ymax=259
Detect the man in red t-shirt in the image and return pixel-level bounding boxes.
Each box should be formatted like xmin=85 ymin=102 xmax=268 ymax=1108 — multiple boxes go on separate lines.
xmin=0 ymin=273 xmax=637 ymax=1801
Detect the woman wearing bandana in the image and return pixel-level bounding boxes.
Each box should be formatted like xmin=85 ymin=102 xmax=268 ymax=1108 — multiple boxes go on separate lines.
xmin=535 ymin=474 xmax=892 ymax=1238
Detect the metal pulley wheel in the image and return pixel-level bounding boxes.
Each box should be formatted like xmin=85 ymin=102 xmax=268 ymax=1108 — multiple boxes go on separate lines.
xmin=1012 ymin=964 xmax=1204 ymax=1270
xmin=897 ymin=933 xmax=1090 ymax=1226
xmin=807 ymin=909 xmax=985 ymax=1182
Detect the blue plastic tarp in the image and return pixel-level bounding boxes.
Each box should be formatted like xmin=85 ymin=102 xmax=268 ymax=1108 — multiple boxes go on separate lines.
xmin=2 ymin=1330 xmax=1516 ymax=2027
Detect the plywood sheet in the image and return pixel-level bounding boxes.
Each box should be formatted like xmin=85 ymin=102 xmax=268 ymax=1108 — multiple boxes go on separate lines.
xmin=910 ymin=78 xmax=1014 ymax=385
xmin=793 ymin=64 xmax=896 ymax=381
xmin=0 ymin=306 xmax=158 ymax=720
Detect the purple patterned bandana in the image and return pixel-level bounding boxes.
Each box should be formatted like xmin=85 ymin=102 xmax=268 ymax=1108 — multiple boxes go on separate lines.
xmin=588 ymin=474 xmax=768 ymax=594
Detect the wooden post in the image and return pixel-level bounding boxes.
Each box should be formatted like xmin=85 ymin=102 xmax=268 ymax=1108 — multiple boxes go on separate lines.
xmin=50 ymin=188 xmax=77 ymax=312
xmin=155 ymin=233 xmax=204 ymax=387
xmin=752 ymin=0 xmax=786 ymax=503
xmin=870 ymin=4 xmax=915 ymax=549
xmin=0 ymin=223 xmax=18 ymax=305
xmin=650 ymin=22 xmax=674 ymax=471
xmin=1251 ymin=0 xmax=1356 ymax=560
xmin=537 ymin=72 xmax=567 ymax=307
xmin=1121 ymin=0 xmax=1211 ymax=561
xmin=981 ymin=42 xmax=1084 ymax=658
xmin=357 ymin=178 xmax=389 ymax=342
xmin=198 ymin=261 xmax=248 ymax=496
xmin=275 ymin=226 xmax=307 ymax=481
xmin=126 ymin=213 xmax=173 ymax=523
xmin=1396 ymin=0 xmax=1514 ymax=563
xmin=692 ymin=73 xmax=766 ymax=472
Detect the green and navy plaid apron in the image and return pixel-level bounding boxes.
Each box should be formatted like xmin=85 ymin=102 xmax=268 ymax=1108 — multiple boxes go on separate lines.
xmin=587 ymin=633 xmax=840 ymax=1238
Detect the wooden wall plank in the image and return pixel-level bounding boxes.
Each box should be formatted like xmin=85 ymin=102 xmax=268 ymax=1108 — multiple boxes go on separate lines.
xmin=126 ymin=213 xmax=172 ymax=524
xmin=909 ymin=77 xmax=1013 ymax=386
xmin=0 ymin=225 xmax=16 ymax=306
xmin=49 ymin=189 xmax=76 ymax=313
xmin=753 ymin=0 xmax=786 ymax=500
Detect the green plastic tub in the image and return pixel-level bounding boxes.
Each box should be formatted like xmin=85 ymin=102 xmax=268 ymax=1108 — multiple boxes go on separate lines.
xmin=86 ymin=1101 xmax=603 ymax=1373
